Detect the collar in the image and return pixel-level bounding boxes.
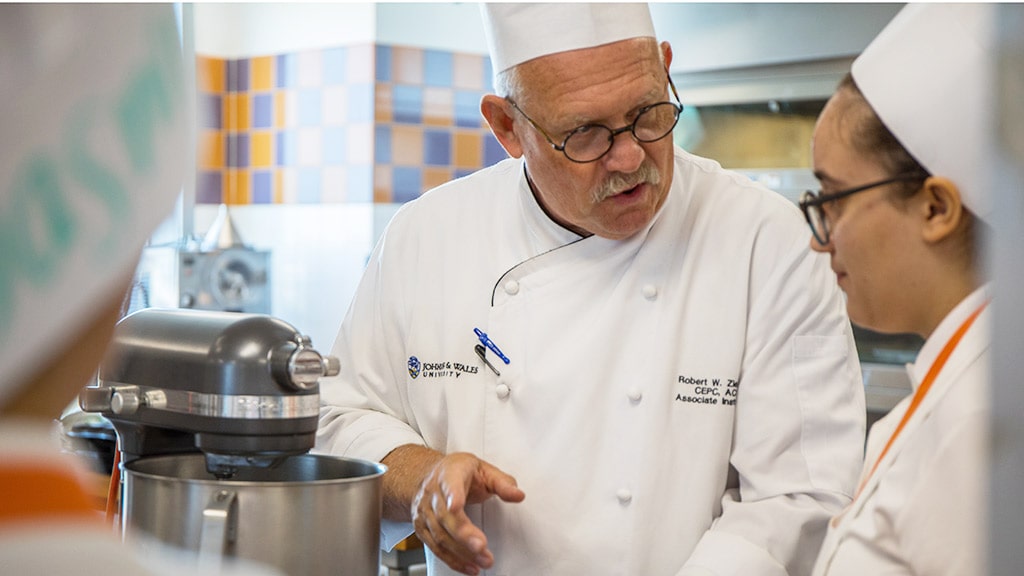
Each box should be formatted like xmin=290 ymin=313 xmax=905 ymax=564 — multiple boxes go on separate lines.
xmin=906 ymin=283 xmax=991 ymax=390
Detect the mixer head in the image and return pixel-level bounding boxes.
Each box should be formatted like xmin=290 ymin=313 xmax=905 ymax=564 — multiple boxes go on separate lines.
xmin=80 ymin=308 xmax=339 ymax=478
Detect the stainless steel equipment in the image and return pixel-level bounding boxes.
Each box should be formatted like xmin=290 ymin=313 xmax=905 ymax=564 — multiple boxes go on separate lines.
xmin=137 ymin=204 xmax=271 ymax=314
xmin=80 ymin=308 xmax=385 ymax=575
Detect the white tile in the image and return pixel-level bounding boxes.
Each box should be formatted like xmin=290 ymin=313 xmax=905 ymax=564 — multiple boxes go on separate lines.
xmin=296 ymin=128 xmax=323 ymax=166
xmin=297 ymin=51 xmax=323 ymax=88
xmin=322 ymin=86 xmax=348 ymax=126
xmin=321 ymin=167 xmax=348 ymax=203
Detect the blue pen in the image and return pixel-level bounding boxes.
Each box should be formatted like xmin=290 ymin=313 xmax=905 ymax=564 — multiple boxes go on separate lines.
xmin=473 ymin=328 xmax=511 ymax=365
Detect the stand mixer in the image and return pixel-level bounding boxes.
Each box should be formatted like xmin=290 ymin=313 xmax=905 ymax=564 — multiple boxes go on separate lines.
xmin=79 ymin=308 xmax=384 ymax=576
xmin=80 ymin=307 xmax=336 ymax=478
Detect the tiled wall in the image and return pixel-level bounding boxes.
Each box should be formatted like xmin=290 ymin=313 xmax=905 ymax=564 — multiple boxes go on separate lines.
xmin=197 ymin=44 xmax=507 ymax=205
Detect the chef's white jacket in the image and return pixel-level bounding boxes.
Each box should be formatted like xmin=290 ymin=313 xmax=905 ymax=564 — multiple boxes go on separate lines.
xmin=317 ymin=148 xmax=866 ymax=576
xmin=812 ymin=286 xmax=991 ymax=576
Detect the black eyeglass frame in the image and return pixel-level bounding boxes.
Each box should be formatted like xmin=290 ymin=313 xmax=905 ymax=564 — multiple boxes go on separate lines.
xmin=799 ymin=172 xmax=930 ymax=245
xmin=506 ymin=72 xmax=683 ymax=164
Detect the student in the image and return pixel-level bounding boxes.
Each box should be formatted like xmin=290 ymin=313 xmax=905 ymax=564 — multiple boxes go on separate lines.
xmin=800 ymin=4 xmax=997 ymax=574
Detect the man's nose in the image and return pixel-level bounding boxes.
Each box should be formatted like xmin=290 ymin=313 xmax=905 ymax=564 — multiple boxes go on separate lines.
xmin=601 ymin=127 xmax=645 ymax=173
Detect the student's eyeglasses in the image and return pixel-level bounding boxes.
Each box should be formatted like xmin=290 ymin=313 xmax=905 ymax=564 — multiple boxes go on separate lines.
xmin=799 ymin=173 xmax=929 ymax=245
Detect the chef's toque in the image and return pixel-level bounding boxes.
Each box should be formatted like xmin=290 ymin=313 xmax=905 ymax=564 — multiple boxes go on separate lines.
xmin=481 ymin=3 xmax=656 ymax=75
xmin=852 ymin=3 xmax=997 ymax=221
xmin=0 ymin=4 xmax=188 ymax=405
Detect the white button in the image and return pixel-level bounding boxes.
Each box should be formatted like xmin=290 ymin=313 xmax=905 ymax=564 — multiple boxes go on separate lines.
xmin=504 ymin=280 xmax=520 ymax=295
xmin=616 ymin=489 xmax=632 ymax=504
xmin=496 ymin=384 xmax=511 ymax=399
xmin=627 ymin=388 xmax=642 ymax=403
xmin=641 ymin=284 xmax=658 ymax=300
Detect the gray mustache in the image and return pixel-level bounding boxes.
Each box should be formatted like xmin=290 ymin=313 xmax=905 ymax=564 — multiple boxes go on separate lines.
xmin=593 ymin=162 xmax=662 ymax=202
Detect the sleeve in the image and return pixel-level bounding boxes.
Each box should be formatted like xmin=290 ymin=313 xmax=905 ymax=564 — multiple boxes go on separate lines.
xmin=681 ymin=216 xmax=867 ymax=576
xmin=314 ymin=207 xmax=424 ymax=550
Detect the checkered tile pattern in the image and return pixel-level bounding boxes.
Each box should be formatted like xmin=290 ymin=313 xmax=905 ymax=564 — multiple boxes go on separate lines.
xmin=197 ymin=44 xmax=507 ymax=205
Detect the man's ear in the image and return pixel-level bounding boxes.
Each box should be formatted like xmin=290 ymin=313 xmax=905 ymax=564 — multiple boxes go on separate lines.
xmin=919 ymin=176 xmax=965 ymax=244
xmin=481 ymin=94 xmax=524 ymax=158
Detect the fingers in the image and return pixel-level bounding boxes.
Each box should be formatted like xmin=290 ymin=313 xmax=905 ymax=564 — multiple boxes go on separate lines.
xmin=411 ymin=453 xmax=522 ymax=575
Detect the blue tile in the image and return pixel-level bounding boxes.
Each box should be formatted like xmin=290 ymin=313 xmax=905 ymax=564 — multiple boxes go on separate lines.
xmin=375 ymin=126 xmax=392 ymax=164
xmin=454 ymin=90 xmax=482 ymax=128
xmin=227 ymin=134 xmax=250 ymax=168
xmin=424 ymin=50 xmax=453 ymax=88
xmin=423 ymin=130 xmax=451 ymax=166
xmin=375 ymin=45 xmax=392 ymax=82
xmin=298 ymin=90 xmax=322 ymax=126
xmin=252 ymin=171 xmax=273 ymax=203
xmin=277 ymin=131 xmax=296 ymax=166
xmin=298 ymin=169 xmax=321 ymax=203
xmin=276 ymin=54 xmax=296 ymax=88
xmin=347 ymin=165 xmax=373 ymax=203
xmin=347 ymin=83 xmax=374 ymax=123
xmin=454 ymin=169 xmax=477 ymax=180
xmin=200 ymin=94 xmax=221 ymax=129
xmin=227 ymin=59 xmax=249 ymax=93
xmin=323 ymin=127 xmax=347 ymax=166
xmin=483 ymin=134 xmax=508 ymax=166
xmin=196 ymin=171 xmax=222 ymax=204
xmin=393 ymin=167 xmax=422 ymax=203
xmin=393 ymin=85 xmax=423 ymax=125
xmin=323 ymin=47 xmax=347 ymax=85
xmin=253 ymin=93 xmax=273 ymax=128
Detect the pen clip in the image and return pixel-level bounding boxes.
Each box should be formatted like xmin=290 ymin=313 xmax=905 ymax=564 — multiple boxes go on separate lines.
xmin=475 ymin=344 xmax=501 ymax=376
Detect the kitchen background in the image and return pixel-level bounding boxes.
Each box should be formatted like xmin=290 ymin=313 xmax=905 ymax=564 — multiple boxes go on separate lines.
xmin=156 ymin=2 xmax=902 ymax=351
xmin=128 ymin=4 xmax=1024 ymax=572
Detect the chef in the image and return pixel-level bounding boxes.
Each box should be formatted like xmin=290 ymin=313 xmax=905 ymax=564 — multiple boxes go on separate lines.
xmin=804 ymin=4 xmax=998 ymax=575
xmin=316 ymin=4 xmax=866 ymax=575
xmin=0 ymin=6 xmax=277 ymax=575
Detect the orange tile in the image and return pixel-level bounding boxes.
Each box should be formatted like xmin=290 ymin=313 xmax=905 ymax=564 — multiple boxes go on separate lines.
xmin=423 ymin=167 xmax=453 ymax=191
xmin=453 ymin=131 xmax=482 ymax=169
xmin=274 ymin=170 xmax=284 ymax=203
xmin=223 ymin=94 xmax=251 ymax=132
xmin=375 ymin=84 xmax=393 ymax=123
xmin=225 ymin=170 xmax=251 ymax=205
xmin=392 ymin=47 xmax=424 ymax=85
xmin=274 ymin=91 xmax=288 ymax=129
xmin=251 ymin=56 xmax=274 ymax=91
xmin=374 ymin=165 xmax=392 ymax=203
xmin=392 ymin=125 xmax=423 ymax=166
xmin=251 ymin=132 xmax=273 ymax=168
xmin=197 ymin=56 xmax=225 ymax=93
xmin=198 ymin=131 xmax=225 ymax=169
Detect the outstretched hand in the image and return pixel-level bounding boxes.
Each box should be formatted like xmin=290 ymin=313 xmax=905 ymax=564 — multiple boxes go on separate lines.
xmin=411 ymin=452 xmax=526 ymax=575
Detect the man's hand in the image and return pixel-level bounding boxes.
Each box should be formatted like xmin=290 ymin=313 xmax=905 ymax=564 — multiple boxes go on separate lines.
xmin=381 ymin=446 xmax=525 ymax=576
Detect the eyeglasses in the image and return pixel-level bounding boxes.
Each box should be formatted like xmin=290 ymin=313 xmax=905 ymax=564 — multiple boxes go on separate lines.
xmin=799 ymin=172 xmax=929 ymax=245
xmin=506 ymin=73 xmax=683 ymax=163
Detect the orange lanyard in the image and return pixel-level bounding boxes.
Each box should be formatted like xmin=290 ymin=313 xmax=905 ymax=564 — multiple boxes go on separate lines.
xmin=854 ymin=300 xmax=990 ymax=500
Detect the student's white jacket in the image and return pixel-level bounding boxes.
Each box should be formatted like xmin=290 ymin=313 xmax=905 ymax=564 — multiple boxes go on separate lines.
xmin=317 ymin=148 xmax=866 ymax=576
xmin=812 ymin=286 xmax=991 ymax=576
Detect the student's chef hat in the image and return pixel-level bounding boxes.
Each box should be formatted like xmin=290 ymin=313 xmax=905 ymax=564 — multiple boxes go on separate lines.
xmin=482 ymin=3 xmax=656 ymax=74
xmin=0 ymin=4 xmax=187 ymax=406
xmin=852 ymin=3 xmax=996 ymax=220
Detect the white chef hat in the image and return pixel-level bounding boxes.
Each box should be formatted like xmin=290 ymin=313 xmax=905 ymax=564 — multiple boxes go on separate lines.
xmin=851 ymin=3 xmax=996 ymax=220
xmin=481 ymin=3 xmax=656 ymax=75
xmin=0 ymin=4 xmax=187 ymax=406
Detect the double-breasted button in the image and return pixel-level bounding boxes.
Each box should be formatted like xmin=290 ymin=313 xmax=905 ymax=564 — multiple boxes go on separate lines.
xmin=504 ymin=280 xmax=520 ymax=295
xmin=616 ymin=489 xmax=632 ymax=504
xmin=627 ymin=388 xmax=642 ymax=403
xmin=496 ymin=383 xmax=511 ymax=399
xmin=641 ymin=284 xmax=658 ymax=300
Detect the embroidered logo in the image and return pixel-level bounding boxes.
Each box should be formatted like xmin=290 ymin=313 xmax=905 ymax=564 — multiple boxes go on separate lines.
xmin=408 ymin=356 xmax=421 ymax=379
